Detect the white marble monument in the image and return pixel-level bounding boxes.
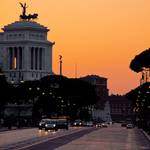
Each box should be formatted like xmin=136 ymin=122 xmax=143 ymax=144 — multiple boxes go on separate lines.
xmin=0 ymin=20 xmax=54 ymax=83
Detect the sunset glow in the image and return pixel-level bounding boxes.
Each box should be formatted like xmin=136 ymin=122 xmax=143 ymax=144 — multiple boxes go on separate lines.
xmin=1 ymin=0 xmax=150 ymax=94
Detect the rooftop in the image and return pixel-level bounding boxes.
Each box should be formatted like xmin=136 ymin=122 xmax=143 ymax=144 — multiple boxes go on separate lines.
xmin=2 ymin=21 xmax=49 ymax=32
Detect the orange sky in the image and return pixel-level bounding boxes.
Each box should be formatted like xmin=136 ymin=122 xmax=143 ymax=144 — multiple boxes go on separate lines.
xmin=1 ymin=0 xmax=150 ymax=95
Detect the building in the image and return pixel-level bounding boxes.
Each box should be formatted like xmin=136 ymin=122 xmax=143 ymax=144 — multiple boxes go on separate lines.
xmin=92 ymin=101 xmax=112 ymax=122
xmin=0 ymin=20 xmax=54 ymax=83
xmin=109 ymin=95 xmax=132 ymax=122
xmin=80 ymin=75 xmax=109 ymax=109
xmin=0 ymin=5 xmax=55 ymax=126
xmin=80 ymin=75 xmax=111 ymax=121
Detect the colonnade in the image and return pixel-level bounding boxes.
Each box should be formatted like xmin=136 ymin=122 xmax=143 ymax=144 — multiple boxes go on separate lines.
xmin=8 ymin=47 xmax=45 ymax=71
xmin=8 ymin=47 xmax=23 ymax=70
xmin=30 ymin=47 xmax=44 ymax=70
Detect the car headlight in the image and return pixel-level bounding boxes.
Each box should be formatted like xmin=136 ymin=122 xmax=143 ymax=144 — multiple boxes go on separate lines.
xmin=45 ymin=124 xmax=48 ymax=127
xmin=53 ymin=124 xmax=56 ymax=127
xmin=74 ymin=123 xmax=76 ymax=125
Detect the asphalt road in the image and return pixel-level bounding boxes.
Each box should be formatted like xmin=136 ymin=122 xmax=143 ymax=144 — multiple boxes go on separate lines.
xmin=14 ymin=127 xmax=97 ymax=150
xmin=56 ymin=124 xmax=150 ymax=150
xmin=1 ymin=124 xmax=150 ymax=150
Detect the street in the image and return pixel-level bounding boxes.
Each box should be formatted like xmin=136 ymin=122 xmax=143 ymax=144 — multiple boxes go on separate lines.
xmin=56 ymin=124 xmax=150 ymax=150
xmin=0 ymin=123 xmax=150 ymax=150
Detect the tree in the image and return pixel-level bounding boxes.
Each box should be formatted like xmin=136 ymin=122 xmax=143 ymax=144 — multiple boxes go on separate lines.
xmin=128 ymin=48 xmax=150 ymax=131
xmin=33 ymin=75 xmax=98 ymax=120
xmin=0 ymin=67 xmax=11 ymax=124
xmin=130 ymin=48 xmax=150 ymax=73
xmin=130 ymin=48 xmax=150 ymax=84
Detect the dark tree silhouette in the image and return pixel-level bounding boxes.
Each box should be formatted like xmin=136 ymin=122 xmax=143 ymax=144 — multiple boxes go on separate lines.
xmin=0 ymin=67 xmax=12 ymax=125
xmin=130 ymin=48 xmax=150 ymax=73
xmin=127 ymin=48 xmax=150 ymax=131
xmin=33 ymin=75 xmax=97 ymax=120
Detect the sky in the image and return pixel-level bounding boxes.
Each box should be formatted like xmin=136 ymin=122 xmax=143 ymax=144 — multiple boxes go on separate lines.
xmin=0 ymin=0 xmax=150 ymax=95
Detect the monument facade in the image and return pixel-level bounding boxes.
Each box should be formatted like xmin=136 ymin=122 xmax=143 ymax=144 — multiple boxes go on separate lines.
xmin=0 ymin=4 xmax=54 ymax=83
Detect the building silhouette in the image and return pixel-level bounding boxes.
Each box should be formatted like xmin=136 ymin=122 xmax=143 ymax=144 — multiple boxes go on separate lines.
xmin=80 ymin=75 xmax=109 ymax=109
xmin=109 ymin=95 xmax=132 ymax=122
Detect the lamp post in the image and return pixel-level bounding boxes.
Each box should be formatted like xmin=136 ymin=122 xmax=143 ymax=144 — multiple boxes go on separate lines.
xmin=59 ymin=55 xmax=62 ymax=76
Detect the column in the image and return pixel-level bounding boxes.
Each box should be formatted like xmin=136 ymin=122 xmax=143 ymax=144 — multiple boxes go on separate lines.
xmin=30 ymin=47 xmax=34 ymax=70
xmin=35 ymin=47 xmax=38 ymax=70
xmin=42 ymin=48 xmax=45 ymax=70
xmin=39 ymin=48 xmax=42 ymax=70
xmin=17 ymin=47 xmax=20 ymax=70
xmin=12 ymin=47 xmax=15 ymax=69
xmin=26 ymin=46 xmax=30 ymax=70
xmin=16 ymin=47 xmax=20 ymax=80
xmin=22 ymin=47 xmax=24 ymax=70
xmin=33 ymin=47 xmax=35 ymax=70
xmin=19 ymin=47 xmax=22 ymax=70
xmin=7 ymin=47 xmax=10 ymax=70
xmin=37 ymin=47 xmax=40 ymax=70
xmin=24 ymin=46 xmax=30 ymax=70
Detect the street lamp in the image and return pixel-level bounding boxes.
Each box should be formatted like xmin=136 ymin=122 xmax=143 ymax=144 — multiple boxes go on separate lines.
xmin=59 ymin=55 xmax=62 ymax=76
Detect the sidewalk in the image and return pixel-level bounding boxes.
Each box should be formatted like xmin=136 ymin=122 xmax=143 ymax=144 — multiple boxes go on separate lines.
xmin=0 ymin=126 xmax=33 ymax=133
xmin=0 ymin=127 xmax=17 ymax=132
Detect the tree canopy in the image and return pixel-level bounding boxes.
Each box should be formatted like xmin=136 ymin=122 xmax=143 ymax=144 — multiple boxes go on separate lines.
xmin=14 ymin=75 xmax=98 ymax=120
xmin=130 ymin=48 xmax=150 ymax=73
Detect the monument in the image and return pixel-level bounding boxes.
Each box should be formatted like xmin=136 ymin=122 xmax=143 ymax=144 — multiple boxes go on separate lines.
xmin=0 ymin=3 xmax=54 ymax=83
xmin=19 ymin=2 xmax=38 ymax=21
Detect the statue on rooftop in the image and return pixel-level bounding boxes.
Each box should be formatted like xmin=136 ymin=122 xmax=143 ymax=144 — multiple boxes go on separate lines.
xmin=19 ymin=2 xmax=28 ymax=16
xmin=19 ymin=2 xmax=38 ymax=21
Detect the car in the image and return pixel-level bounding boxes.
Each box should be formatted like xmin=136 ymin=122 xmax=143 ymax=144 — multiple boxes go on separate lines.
xmin=56 ymin=119 xmax=69 ymax=130
xmin=84 ymin=121 xmax=94 ymax=127
xmin=101 ymin=123 xmax=108 ymax=127
xmin=126 ymin=123 xmax=134 ymax=129
xmin=39 ymin=118 xmax=69 ymax=131
xmin=38 ymin=119 xmax=51 ymax=130
xmin=44 ymin=119 xmax=58 ymax=131
xmin=95 ymin=123 xmax=102 ymax=128
xmin=73 ymin=119 xmax=83 ymax=126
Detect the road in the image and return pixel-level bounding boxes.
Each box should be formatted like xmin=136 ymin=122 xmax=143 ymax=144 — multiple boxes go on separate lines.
xmin=56 ymin=124 xmax=150 ymax=150
xmin=0 ymin=123 xmax=150 ymax=150
xmin=0 ymin=127 xmax=95 ymax=150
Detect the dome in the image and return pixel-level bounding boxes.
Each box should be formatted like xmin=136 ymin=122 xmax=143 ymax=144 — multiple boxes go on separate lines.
xmin=2 ymin=21 xmax=49 ymax=32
